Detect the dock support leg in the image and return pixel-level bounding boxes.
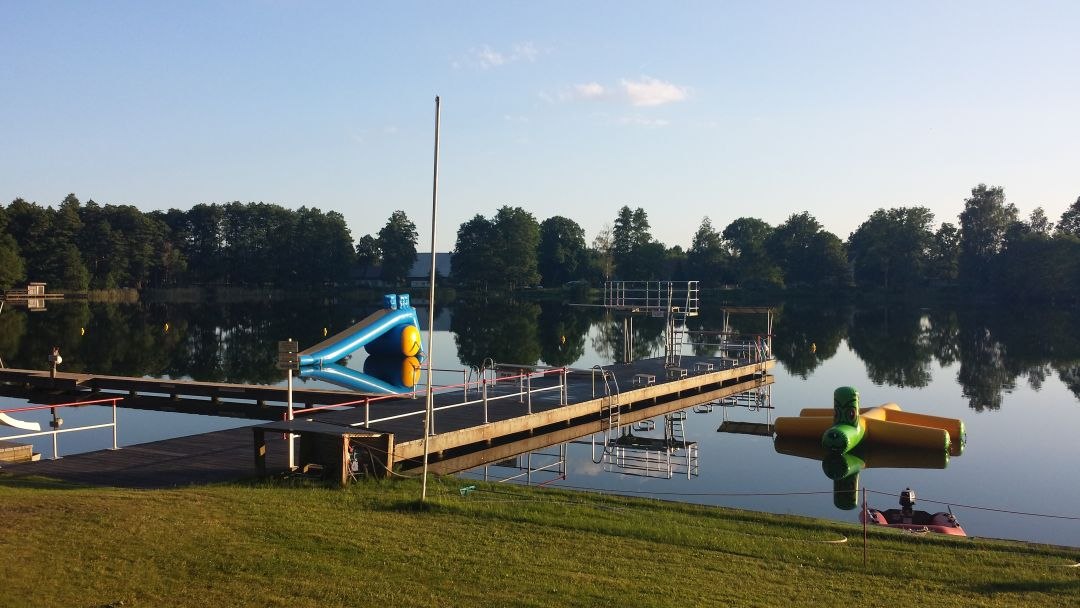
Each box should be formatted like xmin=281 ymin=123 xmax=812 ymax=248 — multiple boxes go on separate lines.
xmin=254 ymin=428 xmax=267 ymax=477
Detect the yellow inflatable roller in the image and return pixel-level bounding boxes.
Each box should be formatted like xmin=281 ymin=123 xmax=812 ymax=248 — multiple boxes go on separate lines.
xmin=777 ymin=400 xmax=962 ymax=454
xmin=798 ymin=404 xmax=963 ymax=446
xmin=773 ymin=415 xmax=833 ymax=439
xmin=863 ymin=417 xmax=950 ymax=452
xmin=777 ymin=404 xmax=898 ymax=439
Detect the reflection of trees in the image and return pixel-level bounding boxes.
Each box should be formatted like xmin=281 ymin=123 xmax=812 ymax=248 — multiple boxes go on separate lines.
xmin=770 ymin=301 xmax=848 ymax=379
xmin=6 ymin=301 xmax=90 ymax=370
xmin=537 ymin=301 xmax=591 ymax=366
xmin=0 ymin=307 xmax=27 ymax=364
xmin=167 ymin=300 xmax=359 ymax=383
xmin=955 ymin=321 xmax=1014 ymax=411
xmin=952 ymin=306 xmax=1080 ymax=411
xmin=5 ymin=297 xmax=1080 ymax=410
xmin=925 ymin=310 xmax=960 ymax=366
xmin=589 ymin=312 xmax=665 ymax=364
xmin=847 ymin=306 xmax=934 ymax=388
xmin=1057 ymin=364 xmax=1080 ymax=402
xmin=451 ymin=296 xmax=541 ymax=368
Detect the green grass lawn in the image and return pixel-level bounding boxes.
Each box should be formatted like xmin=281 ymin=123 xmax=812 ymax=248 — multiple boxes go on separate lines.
xmin=1 ymin=474 xmax=1076 ymax=607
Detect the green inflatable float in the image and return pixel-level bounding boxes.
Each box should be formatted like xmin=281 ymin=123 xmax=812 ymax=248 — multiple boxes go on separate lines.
xmin=822 ymin=386 xmax=864 ymax=453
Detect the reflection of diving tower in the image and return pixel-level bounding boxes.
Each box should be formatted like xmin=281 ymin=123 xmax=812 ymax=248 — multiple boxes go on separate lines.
xmin=602 ymin=281 xmax=700 ymax=368
xmin=599 ymin=411 xmax=699 ymax=479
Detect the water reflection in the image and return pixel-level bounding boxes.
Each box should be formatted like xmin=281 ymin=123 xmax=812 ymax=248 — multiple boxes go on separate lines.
xmin=1 ymin=297 xmax=1078 ymax=410
xmin=536 ymin=301 xmax=590 ymax=366
xmin=774 ymin=437 xmax=949 ymax=510
xmin=590 ymin=312 xmax=666 ymax=363
xmin=450 ymin=296 xmax=542 ymax=368
xmin=767 ymin=301 xmax=848 ymax=379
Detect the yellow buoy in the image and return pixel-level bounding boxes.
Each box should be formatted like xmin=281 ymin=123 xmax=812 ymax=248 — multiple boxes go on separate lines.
xmin=323 ymin=327 xmax=328 ymax=337
xmin=80 ymin=327 xmax=85 ymax=336
xmin=401 ymin=324 xmax=422 ymax=357
xmin=164 ymin=322 xmax=170 ymax=333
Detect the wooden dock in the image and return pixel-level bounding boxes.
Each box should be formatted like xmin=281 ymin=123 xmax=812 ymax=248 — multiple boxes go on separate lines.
xmin=0 ymin=367 xmax=368 ymax=408
xmin=0 ymin=428 xmax=290 ymax=488
xmin=2 ymin=355 xmax=774 ymax=487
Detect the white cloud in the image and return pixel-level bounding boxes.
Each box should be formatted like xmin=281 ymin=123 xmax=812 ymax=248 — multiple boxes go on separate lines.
xmin=477 ymin=45 xmax=506 ymax=68
xmin=513 ymin=42 xmax=538 ymax=62
xmin=550 ymin=76 xmax=689 ymax=108
xmin=574 ymin=82 xmax=607 ymax=100
xmin=617 ymin=114 xmax=671 ymax=128
xmin=620 ymin=76 xmax=688 ymax=107
xmin=466 ymin=42 xmax=540 ymax=69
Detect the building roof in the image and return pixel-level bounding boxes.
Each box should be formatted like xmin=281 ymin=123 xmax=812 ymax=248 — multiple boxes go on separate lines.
xmin=408 ymin=252 xmax=453 ymax=279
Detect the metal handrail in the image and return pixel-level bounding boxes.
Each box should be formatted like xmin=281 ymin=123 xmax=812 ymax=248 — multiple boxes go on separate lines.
xmin=1 ymin=397 xmax=123 ymax=459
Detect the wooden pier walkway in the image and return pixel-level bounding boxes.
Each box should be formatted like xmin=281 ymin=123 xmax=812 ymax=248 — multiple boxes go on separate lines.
xmin=0 ymin=367 xmax=367 ymax=407
xmin=2 ymin=356 xmax=773 ymax=488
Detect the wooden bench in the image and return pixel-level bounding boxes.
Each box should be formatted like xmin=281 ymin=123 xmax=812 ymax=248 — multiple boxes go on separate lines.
xmin=633 ymin=373 xmax=656 ymax=386
xmin=666 ymin=367 xmax=687 ymax=379
xmin=693 ymin=362 xmax=714 ymax=373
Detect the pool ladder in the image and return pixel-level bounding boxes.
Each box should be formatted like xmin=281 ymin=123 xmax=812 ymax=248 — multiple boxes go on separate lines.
xmin=596 ymin=365 xmax=621 ymax=432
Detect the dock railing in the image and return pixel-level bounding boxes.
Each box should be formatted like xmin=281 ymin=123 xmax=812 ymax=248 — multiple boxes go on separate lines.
xmin=290 ymin=367 xmax=570 ymax=434
xmin=0 ymin=397 xmax=123 ymax=459
xmin=603 ymin=280 xmax=700 ymax=316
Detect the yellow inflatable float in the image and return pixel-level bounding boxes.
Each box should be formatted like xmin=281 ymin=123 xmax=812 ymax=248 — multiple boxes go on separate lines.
xmin=774 ymin=387 xmax=965 ymax=456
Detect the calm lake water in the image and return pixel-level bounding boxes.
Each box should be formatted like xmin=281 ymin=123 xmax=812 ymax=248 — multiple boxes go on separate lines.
xmin=2 ymin=296 xmax=1079 ymax=547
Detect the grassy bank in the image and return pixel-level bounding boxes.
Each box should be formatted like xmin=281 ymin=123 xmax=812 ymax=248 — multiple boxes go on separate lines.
xmin=1 ymin=475 xmax=1075 ymax=607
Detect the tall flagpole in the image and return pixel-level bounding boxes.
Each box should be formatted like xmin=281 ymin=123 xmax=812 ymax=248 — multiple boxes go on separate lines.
xmin=421 ymin=95 xmax=441 ymax=501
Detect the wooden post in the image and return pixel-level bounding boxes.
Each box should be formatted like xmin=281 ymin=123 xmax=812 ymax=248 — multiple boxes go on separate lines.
xmin=253 ymin=428 xmax=267 ymax=476
xmin=862 ymin=486 xmax=868 ymax=568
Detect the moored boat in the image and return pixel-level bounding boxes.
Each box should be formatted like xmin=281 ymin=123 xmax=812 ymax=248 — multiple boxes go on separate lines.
xmin=860 ymin=488 xmax=966 ymax=536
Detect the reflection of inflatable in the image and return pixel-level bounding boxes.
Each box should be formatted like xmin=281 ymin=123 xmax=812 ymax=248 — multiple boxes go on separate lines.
xmin=300 ymin=357 xmax=421 ymax=395
xmin=298 ymin=294 xmax=422 ymax=367
xmin=775 ymin=436 xmax=949 ymax=510
xmin=774 ymin=386 xmax=965 ymax=456
xmin=861 ymin=488 xmax=966 ymax=536
xmin=0 ymin=411 xmax=42 ymax=431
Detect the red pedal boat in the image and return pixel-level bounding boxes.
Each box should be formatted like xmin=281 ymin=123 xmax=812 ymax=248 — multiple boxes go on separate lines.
xmin=860 ymin=488 xmax=966 ymax=536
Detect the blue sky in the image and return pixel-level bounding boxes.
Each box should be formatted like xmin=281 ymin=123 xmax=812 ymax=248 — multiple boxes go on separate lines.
xmin=3 ymin=1 xmax=1078 ymax=251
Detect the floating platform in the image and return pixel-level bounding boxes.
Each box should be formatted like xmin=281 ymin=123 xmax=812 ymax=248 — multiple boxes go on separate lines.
xmin=717 ymin=421 xmax=774 ymax=436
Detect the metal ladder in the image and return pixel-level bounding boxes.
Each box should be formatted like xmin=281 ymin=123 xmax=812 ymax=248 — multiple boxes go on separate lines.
xmin=665 ymin=410 xmax=699 ymax=479
xmin=666 ymin=410 xmax=687 ymax=447
xmin=595 ymin=365 xmax=621 ymax=432
xmin=663 ymin=281 xmax=699 ymax=368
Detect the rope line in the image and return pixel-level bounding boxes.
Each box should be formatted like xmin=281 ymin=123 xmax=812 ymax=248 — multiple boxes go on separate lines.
xmin=866 ymin=489 xmax=1080 ymax=521
xmin=278 ymin=436 xmax=1080 ymax=524
xmin=517 ymin=481 xmax=839 ymax=498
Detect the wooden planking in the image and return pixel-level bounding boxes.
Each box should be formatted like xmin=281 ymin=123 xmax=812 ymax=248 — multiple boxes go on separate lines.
xmin=0 ymin=428 xmax=291 ymax=488
xmin=418 ymin=375 xmax=774 ymax=474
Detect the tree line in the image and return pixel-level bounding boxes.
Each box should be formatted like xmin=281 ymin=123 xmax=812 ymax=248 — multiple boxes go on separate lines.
xmin=2 ymin=185 xmax=1079 ymax=302
xmin=452 ymin=185 xmax=1080 ymax=303
xmin=0 ymin=195 xmax=417 ymax=291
